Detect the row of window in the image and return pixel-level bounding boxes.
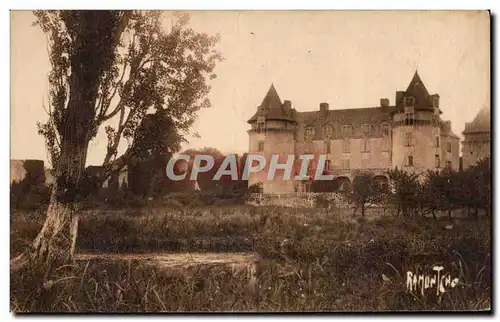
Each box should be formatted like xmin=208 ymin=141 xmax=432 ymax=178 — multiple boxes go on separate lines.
xmin=404 ymin=154 xmax=452 ymax=169
xmin=404 ymin=134 xmax=453 ymax=152
xmin=404 ymin=96 xmax=440 ymax=108
xmin=258 ymin=137 xmax=451 ymax=153
xmin=304 ymin=123 xmax=390 ymax=141
xmin=257 ymin=138 xmax=385 ymax=153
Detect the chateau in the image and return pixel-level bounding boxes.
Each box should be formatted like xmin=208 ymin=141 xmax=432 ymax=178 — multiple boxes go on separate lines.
xmin=247 ymin=71 xmax=461 ymax=194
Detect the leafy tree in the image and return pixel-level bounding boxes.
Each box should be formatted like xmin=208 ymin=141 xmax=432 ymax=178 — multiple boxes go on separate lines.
xmin=12 ymin=10 xmax=222 ymax=269
xmin=386 ymin=168 xmax=421 ymax=217
xmin=181 ymin=147 xmax=224 ymax=192
xmin=466 ymin=157 xmax=491 ymax=217
xmin=347 ymin=172 xmax=385 ymax=217
xmin=126 ymin=110 xmax=183 ymax=198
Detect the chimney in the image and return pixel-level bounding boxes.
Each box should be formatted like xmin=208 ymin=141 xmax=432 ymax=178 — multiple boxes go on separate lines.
xmin=431 ymin=94 xmax=440 ymax=108
xmin=395 ymin=91 xmax=405 ymax=105
xmin=283 ymin=100 xmax=292 ymax=110
xmin=443 ymin=120 xmax=451 ymax=132
xmin=320 ymin=102 xmax=329 ymax=113
xmin=380 ymin=98 xmax=389 ymax=108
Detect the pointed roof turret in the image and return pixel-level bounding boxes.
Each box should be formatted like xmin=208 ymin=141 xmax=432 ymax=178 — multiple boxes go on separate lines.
xmin=463 ymin=107 xmax=491 ymax=134
xmin=247 ymin=84 xmax=297 ymax=124
xmin=396 ymin=70 xmax=436 ymax=110
xmin=260 ymin=83 xmax=282 ymax=110
xmin=406 ymin=70 xmax=430 ymax=96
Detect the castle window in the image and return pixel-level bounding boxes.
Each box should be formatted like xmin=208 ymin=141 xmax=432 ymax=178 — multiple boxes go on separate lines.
xmin=341 ymin=125 xmax=352 ymax=138
xmin=362 ymin=124 xmax=372 ymax=136
xmin=324 ymin=141 xmax=331 ymax=154
xmin=361 ymin=139 xmax=370 ymax=153
xmin=435 ymin=154 xmax=440 ymax=168
xmin=447 ymin=142 xmax=452 ymax=153
xmin=325 ymin=160 xmax=332 ymax=171
xmin=258 ymin=140 xmax=264 ymax=152
xmin=342 ymin=139 xmax=350 ymax=153
xmin=405 ymin=133 xmax=414 ymax=147
xmin=446 ymin=161 xmax=452 ymax=169
xmin=405 ymin=96 xmax=415 ymax=108
xmin=406 ymin=155 xmax=414 ymax=167
xmin=436 ymin=136 xmax=440 ymax=148
xmin=341 ymin=159 xmax=350 ymax=170
xmin=304 ymin=127 xmax=316 ymax=141
xmin=405 ymin=113 xmax=415 ymax=126
xmin=322 ymin=124 xmax=334 ymax=139
xmin=381 ymin=123 xmax=390 ymax=136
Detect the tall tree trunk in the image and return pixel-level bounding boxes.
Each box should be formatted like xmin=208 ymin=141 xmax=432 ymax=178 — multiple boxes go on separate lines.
xmin=11 ymin=11 xmax=132 ymax=272
xmin=11 ymin=145 xmax=87 ymax=270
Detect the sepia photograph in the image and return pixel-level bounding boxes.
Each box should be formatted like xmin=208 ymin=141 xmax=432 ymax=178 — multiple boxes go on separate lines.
xmin=9 ymin=10 xmax=491 ymax=313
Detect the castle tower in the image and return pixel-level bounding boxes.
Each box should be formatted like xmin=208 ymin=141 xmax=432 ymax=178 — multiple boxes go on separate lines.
xmin=391 ymin=71 xmax=443 ymax=173
xmin=247 ymin=84 xmax=298 ymax=193
xmin=462 ymin=106 xmax=491 ymax=169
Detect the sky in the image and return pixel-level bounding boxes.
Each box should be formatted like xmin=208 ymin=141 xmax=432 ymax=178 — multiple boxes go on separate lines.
xmin=10 ymin=10 xmax=490 ymax=166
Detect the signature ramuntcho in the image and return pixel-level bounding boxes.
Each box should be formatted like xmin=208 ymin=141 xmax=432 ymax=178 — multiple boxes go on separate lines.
xmin=406 ymin=266 xmax=459 ymax=296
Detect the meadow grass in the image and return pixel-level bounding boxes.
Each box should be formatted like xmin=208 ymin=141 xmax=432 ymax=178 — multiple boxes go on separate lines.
xmin=10 ymin=204 xmax=491 ymax=312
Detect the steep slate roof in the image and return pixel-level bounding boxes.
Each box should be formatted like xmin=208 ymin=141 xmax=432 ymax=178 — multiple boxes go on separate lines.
xmin=396 ymin=71 xmax=436 ymax=110
xmin=247 ymin=84 xmax=297 ymax=123
xmin=463 ymin=107 xmax=491 ymax=134
xmin=296 ymin=107 xmax=394 ymax=140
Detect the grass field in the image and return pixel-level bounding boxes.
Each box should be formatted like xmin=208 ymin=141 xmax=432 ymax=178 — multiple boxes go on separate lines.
xmin=10 ymin=204 xmax=491 ymax=312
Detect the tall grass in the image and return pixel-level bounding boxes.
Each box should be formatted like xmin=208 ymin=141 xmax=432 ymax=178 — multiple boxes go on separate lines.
xmin=10 ymin=205 xmax=491 ymax=312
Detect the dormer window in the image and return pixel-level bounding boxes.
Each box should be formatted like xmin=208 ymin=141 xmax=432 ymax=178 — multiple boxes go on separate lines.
xmin=362 ymin=124 xmax=372 ymax=136
xmin=322 ymin=124 xmax=333 ymax=139
xmin=405 ymin=96 xmax=415 ymax=107
xmin=304 ymin=127 xmax=316 ymax=141
xmin=341 ymin=125 xmax=353 ymax=138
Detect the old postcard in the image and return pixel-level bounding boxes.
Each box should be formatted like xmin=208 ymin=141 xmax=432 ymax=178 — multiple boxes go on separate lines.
xmin=10 ymin=10 xmax=491 ymax=313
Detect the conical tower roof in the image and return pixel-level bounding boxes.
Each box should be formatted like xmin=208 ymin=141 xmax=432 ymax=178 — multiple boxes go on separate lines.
xmin=247 ymin=84 xmax=296 ymax=123
xmin=260 ymin=83 xmax=282 ymax=110
xmin=404 ymin=70 xmax=434 ymax=109
xmin=463 ymin=107 xmax=491 ymax=134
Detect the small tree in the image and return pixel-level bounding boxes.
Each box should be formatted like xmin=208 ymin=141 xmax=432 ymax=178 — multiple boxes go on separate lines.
xmin=347 ymin=172 xmax=385 ymax=217
xmin=182 ymin=147 xmax=225 ymax=192
xmin=467 ymin=157 xmax=491 ymax=217
xmin=387 ymin=168 xmax=421 ymax=217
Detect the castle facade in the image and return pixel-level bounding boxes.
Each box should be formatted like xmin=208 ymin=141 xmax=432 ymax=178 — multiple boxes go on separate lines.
xmin=247 ymin=71 xmax=461 ymax=194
